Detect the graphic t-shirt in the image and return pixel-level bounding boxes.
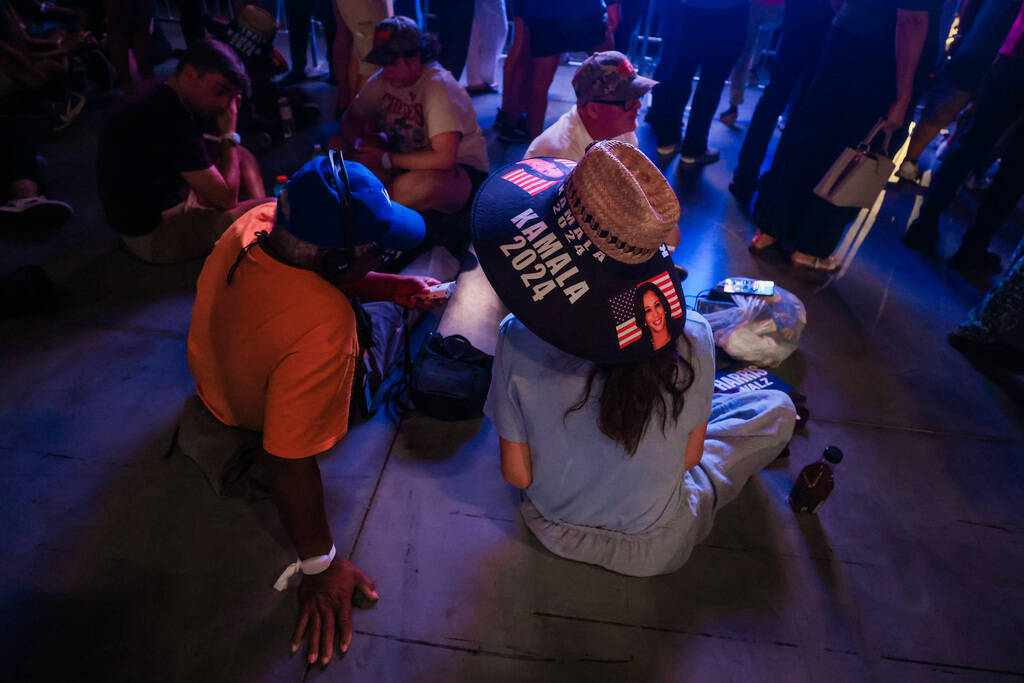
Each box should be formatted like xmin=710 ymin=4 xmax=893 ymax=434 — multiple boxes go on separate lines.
xmin=96 ymin=81 xmax=213 ymax=236
xmin=187 ymin=203 xmax=358 ymax=459
xmin=484 ymin=310 xmax=715 ymax=534
xmin=347 ymin=63 xmax=489 ymax=172
xmin=525 ymin=105 xmax=639 ymax=162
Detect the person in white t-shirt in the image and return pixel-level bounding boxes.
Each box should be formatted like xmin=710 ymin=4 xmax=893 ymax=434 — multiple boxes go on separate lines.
xmin=525 ymin=51 xmax=656 ymax=162
xmin=332 ymin=17 xmax=490 ymax=214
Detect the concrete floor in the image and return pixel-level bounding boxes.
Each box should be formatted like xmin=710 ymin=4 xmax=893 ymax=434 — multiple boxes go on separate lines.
xmin=2 ymin=44 xmax=1023 ymax=682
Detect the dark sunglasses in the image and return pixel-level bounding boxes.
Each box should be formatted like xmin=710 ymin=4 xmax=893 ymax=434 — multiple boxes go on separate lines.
xmin=376 ymin=48 xmax=422 ymax=66
xmin=589 ymin=98 xmax=640 ymax=111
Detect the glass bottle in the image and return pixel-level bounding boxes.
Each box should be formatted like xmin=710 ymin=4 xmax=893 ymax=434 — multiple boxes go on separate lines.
xmin=788 ymin=446 xmax=843 ymax=513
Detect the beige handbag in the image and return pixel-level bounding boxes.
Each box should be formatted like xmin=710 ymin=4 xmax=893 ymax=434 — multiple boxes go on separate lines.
xmin=813 ymin=119 xmax=895 ymax=209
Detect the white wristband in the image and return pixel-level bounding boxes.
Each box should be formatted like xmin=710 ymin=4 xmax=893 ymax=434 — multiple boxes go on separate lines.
xmin=272 ymin=544 xmax=336 ymax=592
xmin=301 ymin=544 xmax=337 ymax=575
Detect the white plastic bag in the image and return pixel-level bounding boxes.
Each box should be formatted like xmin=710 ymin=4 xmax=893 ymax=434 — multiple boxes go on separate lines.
xmin=703 ymin=286 xmax=806 ymax=367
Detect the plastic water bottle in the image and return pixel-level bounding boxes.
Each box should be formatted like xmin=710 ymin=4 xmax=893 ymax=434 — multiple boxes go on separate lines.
xmin=273 ymin=174 xmax=288 ymax=196
xmin=788 ymin=446 xmax=843 ymax=514
xmin=311 ymin=143 xmax=324 ymax=160
xmin=278 ymin=96 xmax=295 ymax=139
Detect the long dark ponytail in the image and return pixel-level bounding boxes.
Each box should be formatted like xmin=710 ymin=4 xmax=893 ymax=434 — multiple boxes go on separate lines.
xmin=566 ymin=331 xmax=695 ymax=455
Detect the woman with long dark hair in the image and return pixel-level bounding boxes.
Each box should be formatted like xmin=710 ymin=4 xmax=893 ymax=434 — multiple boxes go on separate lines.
xmin=475 ymin=142 xmax=796 ymax=576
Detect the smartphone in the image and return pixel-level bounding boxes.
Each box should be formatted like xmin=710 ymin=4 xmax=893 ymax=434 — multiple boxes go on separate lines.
xmin=419 ymin=281 xmax=457 ymax=300
xmin=721 ymin=277 xmax=775 ymax=296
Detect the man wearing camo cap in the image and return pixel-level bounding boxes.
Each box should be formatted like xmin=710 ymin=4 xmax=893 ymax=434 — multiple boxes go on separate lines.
xmin=525 ymin=51 xmax=657 ymax=162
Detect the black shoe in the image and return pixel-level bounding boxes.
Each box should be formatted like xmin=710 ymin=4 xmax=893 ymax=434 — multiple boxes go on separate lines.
xmin=948 ymin=247 xmax=1002 ymax=275
xmin=277 ymin=70 xmax=308 ymax=87
xmin=496 ymin=109 xmax=531 ymax=143
xmin=947 ymin=330 xmax=1023 ymax=368
xmin=901 ymin=216 xmax=939 ymax=253
xmin=728 ymin=181 xmax=755 ymax=208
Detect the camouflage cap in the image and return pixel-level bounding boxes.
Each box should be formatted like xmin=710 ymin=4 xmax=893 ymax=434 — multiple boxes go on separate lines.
xmin=572 ymin=51 xmax=657 ymax=105
xmin=365 ymin=16 xmax=423 ymax=66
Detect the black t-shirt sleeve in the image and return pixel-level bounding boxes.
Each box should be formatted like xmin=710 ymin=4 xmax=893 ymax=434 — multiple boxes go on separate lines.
xmin=169 ymin=113 xmax=213 ymax=174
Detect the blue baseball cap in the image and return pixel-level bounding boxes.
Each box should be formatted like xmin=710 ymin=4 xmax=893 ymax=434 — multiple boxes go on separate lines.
xmin=275 ymin=155 xmax=425 ymax=251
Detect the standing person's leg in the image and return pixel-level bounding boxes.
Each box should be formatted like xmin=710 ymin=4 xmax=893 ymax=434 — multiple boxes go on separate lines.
xmin=437 ymin=0 xmax=475 ymax=82
xmin=754 ymin=28 xmax=889 ymax=256
xmin=314 ymin=0 xmax=337 ymax=82
xmin=465 ymin=0 xmax=507 ymax=90
xmin=645 ymin=3 xmax=696 ymax=152
xmin=333 ymin=0 xmax=390 ymax=113
xmin=613 ymin=0 xmax=644 ymax=53
xmin=950 ymin=121 xmax=1024 ymax=269
xmin=525 ymin=53 xmax=559 ymax=138
xmin=284 ymin=0 xmax=315 ymax=82
xmin=332 ymin=2 xmax=354 ymax=111
xmin=904 ymin=58 xmax=1024 ymax=250
xmin=731 ymin=49 xmax=805 ymax=195
xmin=678 ymin=4 xmax=748 ymax=163
xmin=726 ymin=2 xmax=762 ymax=113
xmin=500 ymin=17 xmax=531 ymax=130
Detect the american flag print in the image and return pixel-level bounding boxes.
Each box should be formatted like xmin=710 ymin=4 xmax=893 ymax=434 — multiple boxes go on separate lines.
xmin=608 ymin=271 xmax=684 ymax=349
xmin=501 ymin=168 xmax=558 ymax=196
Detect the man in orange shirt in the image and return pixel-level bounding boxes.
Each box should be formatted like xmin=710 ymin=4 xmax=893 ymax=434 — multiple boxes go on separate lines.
xmin=185 ymin=152 xmax=439 ymax=666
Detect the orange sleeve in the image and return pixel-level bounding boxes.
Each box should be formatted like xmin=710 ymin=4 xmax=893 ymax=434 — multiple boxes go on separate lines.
xmin=262 ymin=347 xmax=357 ymax=459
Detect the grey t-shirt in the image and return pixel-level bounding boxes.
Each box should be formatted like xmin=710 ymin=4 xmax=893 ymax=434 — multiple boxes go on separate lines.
xmin=485 ymin=310 xmax=715 ymax=534
xmin=348 ymin=63 xmax=489 ymax=172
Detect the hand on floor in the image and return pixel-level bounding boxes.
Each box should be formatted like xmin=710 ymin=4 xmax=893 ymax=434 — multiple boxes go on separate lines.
xmin=291 ymin=557 xmax=378 ymax=666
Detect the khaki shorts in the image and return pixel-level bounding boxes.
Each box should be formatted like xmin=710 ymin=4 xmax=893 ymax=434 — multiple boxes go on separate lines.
xmin=121 ymin=202 xmax=237 ymax=264
xmin=336 ymin=0 xmax=391 ymax=77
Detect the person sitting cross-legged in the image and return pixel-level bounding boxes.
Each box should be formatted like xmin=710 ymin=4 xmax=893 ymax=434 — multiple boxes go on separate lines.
xmin=181 ymin=153 xmax=442 ymax=666
xmin=331 ymin=16 xmax=490 ymax=216
xmin=474 ymin=141 xmax=796 ymax=577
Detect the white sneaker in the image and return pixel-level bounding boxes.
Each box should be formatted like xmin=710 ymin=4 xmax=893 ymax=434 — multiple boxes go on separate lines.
xmin=896 ymin=159 xmax=920 ymax=182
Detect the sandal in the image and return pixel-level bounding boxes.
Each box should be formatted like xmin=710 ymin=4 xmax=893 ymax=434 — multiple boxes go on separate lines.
xmin=791 ymin=252 xmax=840 ymax=272
xmin=748 ymin=231 xmax=776 ymax=254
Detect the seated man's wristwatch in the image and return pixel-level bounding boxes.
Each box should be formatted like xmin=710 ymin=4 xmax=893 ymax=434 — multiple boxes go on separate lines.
xmin=219 ymin=131 xmax=242 ymax=147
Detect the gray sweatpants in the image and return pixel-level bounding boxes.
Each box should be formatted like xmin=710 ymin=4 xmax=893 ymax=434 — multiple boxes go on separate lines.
xmin=521 ymin=389 xmax=796 ymax=577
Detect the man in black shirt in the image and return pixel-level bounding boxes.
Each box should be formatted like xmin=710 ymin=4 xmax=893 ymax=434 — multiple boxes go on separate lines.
xmin=96 ymin=39 xmax=269 ymax=263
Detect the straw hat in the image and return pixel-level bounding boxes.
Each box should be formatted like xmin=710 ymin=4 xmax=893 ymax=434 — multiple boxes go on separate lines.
xmin=472 ymin=141 xmax=686 ymax=364
xmin=564 ymin=140 xmax=679 ymax=264
xmin=237 ymin=4 xmax=278 ymax=40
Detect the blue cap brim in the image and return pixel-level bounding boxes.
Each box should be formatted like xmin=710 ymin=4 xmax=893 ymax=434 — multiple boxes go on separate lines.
xmin=365 ymin=199 xmax=425 ymax=251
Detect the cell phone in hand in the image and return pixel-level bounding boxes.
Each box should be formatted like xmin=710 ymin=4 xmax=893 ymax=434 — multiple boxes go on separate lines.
xmin=721 ymin=277 xmax=775 ymax=296
xmin=418 ymin=281 xmax=456 ymax=300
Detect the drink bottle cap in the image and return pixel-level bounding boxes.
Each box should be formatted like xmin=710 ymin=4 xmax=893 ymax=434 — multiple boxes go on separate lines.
xmin=276 ymin=175 xmax=288 ymax=183
xmin=824 ymin=446 xmax=843 ymax=464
